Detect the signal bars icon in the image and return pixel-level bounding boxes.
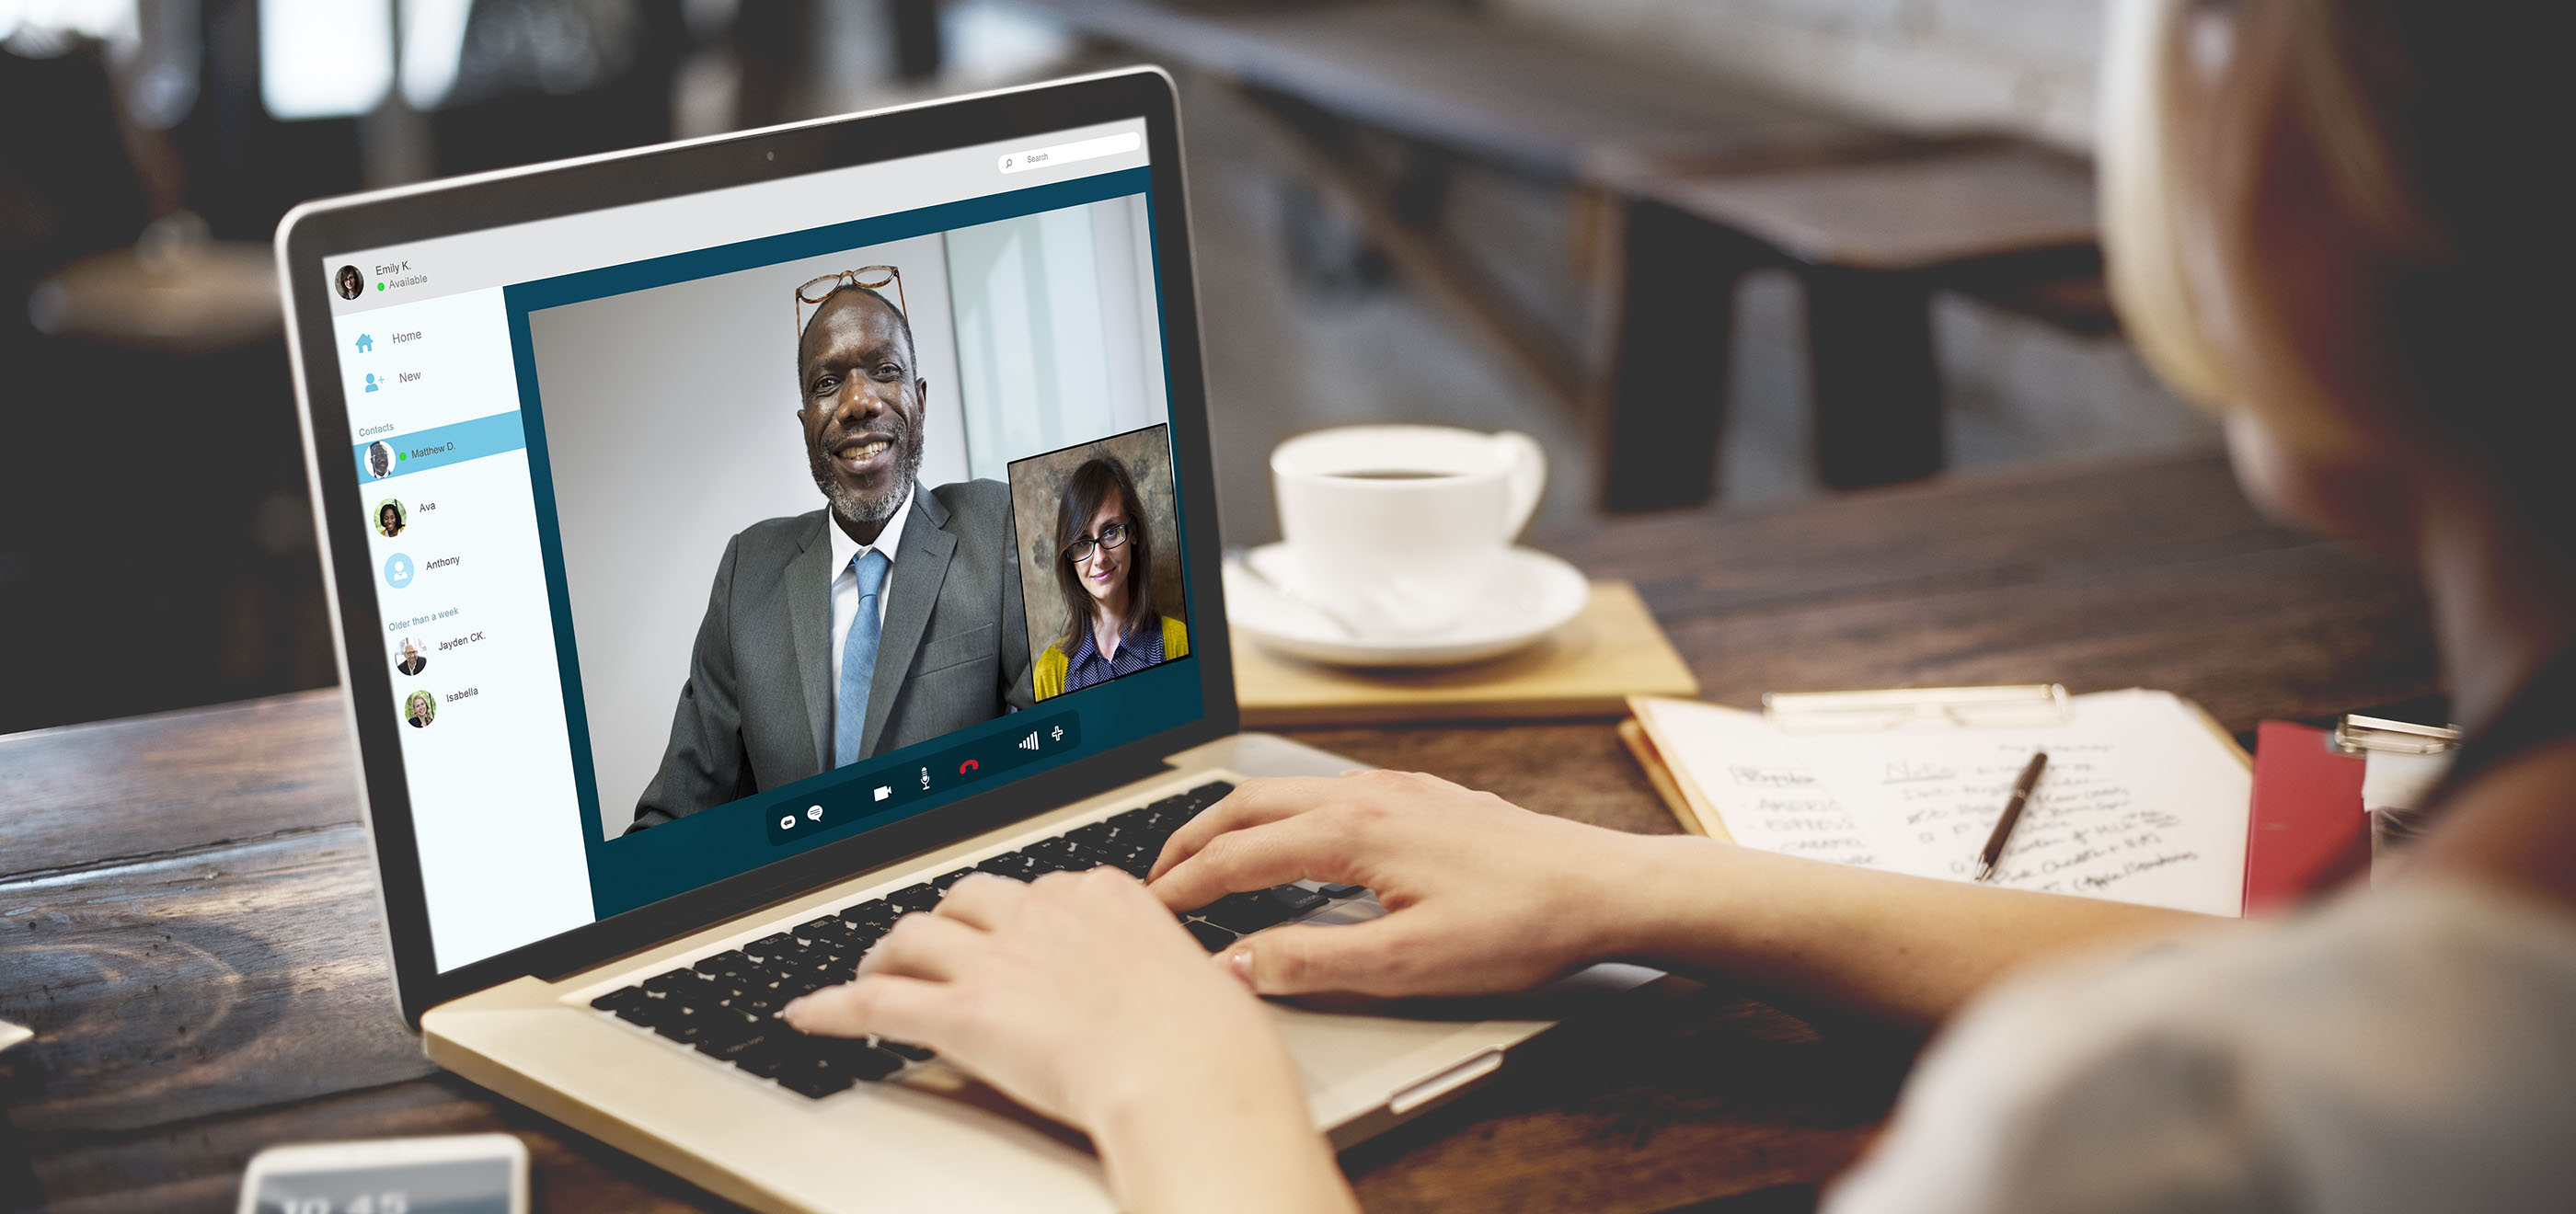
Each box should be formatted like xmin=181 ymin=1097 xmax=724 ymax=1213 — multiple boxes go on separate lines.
xmin=1018 ymin=731 xmax=1041 ymax=751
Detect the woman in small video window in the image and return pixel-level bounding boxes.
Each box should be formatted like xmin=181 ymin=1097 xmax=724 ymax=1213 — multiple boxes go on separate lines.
xmin=1033 ymin=456 xmax=1187 ymax=700
xmin=377 ymin=500 xmax=406 ymax=539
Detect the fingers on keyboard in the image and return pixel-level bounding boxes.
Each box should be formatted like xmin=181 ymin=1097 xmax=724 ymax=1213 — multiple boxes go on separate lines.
xmin=595 ymin=780 xmax=1249 ymax=1097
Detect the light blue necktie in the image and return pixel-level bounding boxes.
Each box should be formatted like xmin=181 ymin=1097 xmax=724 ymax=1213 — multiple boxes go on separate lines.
xmin=835 ymin=550 xmax=891 ymax=769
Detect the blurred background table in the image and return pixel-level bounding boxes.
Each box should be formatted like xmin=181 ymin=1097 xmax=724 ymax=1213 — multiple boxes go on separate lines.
xmin=2 ymin=447 xmax=2434 ymax=1213
xmin=4 ymin=0 xmax=2216 ymax=738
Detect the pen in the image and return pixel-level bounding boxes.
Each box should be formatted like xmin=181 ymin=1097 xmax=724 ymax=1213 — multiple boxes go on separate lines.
xmin=1974 ymin=750 xmax=2049 ymax=882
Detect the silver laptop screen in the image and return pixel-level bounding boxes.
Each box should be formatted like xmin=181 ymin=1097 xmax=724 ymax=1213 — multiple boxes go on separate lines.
xmin=316 ymin=119 xmax=1202 ymax=972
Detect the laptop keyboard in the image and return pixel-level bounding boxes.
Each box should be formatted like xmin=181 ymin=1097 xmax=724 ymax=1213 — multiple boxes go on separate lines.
xmin=585 ymin=779 xmax=1367 ymax=1099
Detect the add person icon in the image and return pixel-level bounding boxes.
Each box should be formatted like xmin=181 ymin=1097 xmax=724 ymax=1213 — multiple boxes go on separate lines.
xmin=364 ymin=372 xmax=380 ymax=394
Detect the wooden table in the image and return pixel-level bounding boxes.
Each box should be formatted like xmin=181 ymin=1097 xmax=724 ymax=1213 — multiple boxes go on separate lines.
xmin=1 ymin=450 xmax=2436 ymax=1212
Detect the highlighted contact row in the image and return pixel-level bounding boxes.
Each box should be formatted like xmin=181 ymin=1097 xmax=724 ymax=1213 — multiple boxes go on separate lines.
xmin=355 ymin=410 xmax=529 ymax=482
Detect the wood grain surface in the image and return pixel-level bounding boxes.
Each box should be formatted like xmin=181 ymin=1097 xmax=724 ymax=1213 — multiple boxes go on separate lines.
xmin=1 ymin=451 xmax=2435 ymax=1213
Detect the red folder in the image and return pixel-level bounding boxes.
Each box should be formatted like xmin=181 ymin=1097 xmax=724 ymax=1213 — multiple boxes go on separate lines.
xmin=2243 ymin=721 xmax=2370 ymax=914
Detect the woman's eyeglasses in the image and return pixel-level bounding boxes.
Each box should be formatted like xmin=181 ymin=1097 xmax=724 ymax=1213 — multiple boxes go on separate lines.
xmin=1063 ymin=521 xmax=1130 ymax=564
xmin=795 ymin=266 xmax=906 ymax=338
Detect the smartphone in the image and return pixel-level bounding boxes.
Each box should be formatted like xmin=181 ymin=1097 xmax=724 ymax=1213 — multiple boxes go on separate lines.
xmin=236 ymin=1133 xmax=528 ymax=1214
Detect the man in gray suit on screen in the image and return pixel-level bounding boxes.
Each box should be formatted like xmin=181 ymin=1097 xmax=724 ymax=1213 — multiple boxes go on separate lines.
xmin=628 ymin=272 xmax=1032 ymax=830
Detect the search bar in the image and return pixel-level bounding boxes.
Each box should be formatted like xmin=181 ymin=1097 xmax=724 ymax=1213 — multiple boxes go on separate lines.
xmin=998 ymin=132 xmax=1142 ymax=175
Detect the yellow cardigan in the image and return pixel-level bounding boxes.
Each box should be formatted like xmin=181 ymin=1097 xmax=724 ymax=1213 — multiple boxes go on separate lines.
xmin=1034 ymin=615 xmax=1189 ymax=701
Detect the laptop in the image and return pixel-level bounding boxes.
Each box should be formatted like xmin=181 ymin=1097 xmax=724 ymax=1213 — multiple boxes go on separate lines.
xmin=276 ymin=67 xmax=1652 ymax=1211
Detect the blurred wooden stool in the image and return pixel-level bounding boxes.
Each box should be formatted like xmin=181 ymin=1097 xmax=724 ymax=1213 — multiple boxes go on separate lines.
xmin=1588 ymin=138 xmax=2102 ymax=508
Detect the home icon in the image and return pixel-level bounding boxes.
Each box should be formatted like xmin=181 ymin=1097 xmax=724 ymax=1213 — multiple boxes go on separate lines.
xmin=354 ymin=333 xmax=374 ymax=353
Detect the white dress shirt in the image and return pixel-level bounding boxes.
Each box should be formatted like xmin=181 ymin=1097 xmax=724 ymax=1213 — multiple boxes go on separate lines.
xmin=1828 ymin=880 xmax=2576 ymax=1214
xmin=826 ymin=487 xmax=914 ymax=729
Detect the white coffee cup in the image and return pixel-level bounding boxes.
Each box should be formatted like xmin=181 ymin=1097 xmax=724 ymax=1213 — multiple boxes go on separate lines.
xmin=1270 ymin=425 xmax=1547 ymax=636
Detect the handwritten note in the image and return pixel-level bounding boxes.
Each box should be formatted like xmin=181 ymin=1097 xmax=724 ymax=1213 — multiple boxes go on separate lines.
xmin=1643 ymin=700 xmax=1882 ymax=867
xmin=1633 ymin=690 xmax=2250 ymax=917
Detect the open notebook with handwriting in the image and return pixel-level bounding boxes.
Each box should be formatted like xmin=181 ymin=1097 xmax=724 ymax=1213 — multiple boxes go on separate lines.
xmin=1627 ymin=688 xmax=2253 ymax=917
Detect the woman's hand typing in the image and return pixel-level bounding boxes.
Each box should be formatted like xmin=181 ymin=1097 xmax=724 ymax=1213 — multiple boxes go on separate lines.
xmin=1147 ymin=770 xmax=1667 ymax=998
xmin=781 ymin=867 xmax=1354 ymax=1214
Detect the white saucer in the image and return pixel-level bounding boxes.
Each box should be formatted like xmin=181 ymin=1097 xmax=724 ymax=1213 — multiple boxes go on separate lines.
xmin=1224 ymin=543 xmax=1589 ymax=668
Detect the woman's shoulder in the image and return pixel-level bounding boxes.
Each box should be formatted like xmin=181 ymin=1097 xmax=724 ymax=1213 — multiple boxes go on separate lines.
xmin=1829 ymin=883 xmax=2576 ymax=1214
xmin=1161 ymin=614 xmax=1188 ymax=658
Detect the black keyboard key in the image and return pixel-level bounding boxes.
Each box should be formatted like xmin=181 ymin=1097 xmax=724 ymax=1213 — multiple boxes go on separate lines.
xmin=842 ymin=899 xmax=898 ymax=924
xmin=591 ymin=987 xmax=648 ymax=1014
xmin=1316 ymin=883 xmax=1366 ymax=899
xmin=1189 ymin=780 xmax=1237 ymax=802
xmin=691 ymin=1006 xmax=765 ymax=1047
xmin=1067 ymin=821 xmax=1121 ymax=849
xmin=977 ymin=853 xmax=1042 ymax=881
xmin=887 ymin=883 xmax=942 ymax=912
xmin=767 ymin=1036 xmax=906 ymax=1087
xmin=699 ymin=1027 xmax=776 ymax=1060
xmin=780 ymin=972 xmax=835 ymax=1000
xmin=877 ymin=1039 xmax=935 ymax=1062
xmin=1066 ymin=839 xmax=1124 ymax=867
xmin=1195 ymin=886 xmax=1322 ymax=934
xmin=773 ymin=1061 xmax=858 ymax=1099
xmin=1266 ymin=885 xmax=1329 ymax=916
xmin=1184 ymin=919 xmax=1237 ymax=952
xmin=651 ymin=1007 xmax=710 ymax=1045
xmin=1191 ymin=894 xmax=1279 ymax=934
xmin=641 ymin=968 xmax=703 ymax=995
xmin=694 ymin=953 xmax=754 ymax=985
xmin=733 ymin=1040 xmax=795 ymax=1078
xmin=931 ymin=867 xmax=978 ymax=888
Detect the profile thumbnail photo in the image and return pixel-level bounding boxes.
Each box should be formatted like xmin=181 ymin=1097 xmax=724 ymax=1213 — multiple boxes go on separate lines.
xmin=522 ymin=194 xmax=1175 ymax=841
xmin=1006 ymin=424 xmax=1189 ymax=703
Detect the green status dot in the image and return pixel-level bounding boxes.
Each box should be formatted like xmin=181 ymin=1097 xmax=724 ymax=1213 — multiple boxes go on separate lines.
xmin=397 ymin=452 xmax=408 ymax=461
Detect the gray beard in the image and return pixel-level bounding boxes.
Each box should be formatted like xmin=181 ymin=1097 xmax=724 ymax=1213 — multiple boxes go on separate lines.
xmin=811 ymin=431 xmax=926 ymax=528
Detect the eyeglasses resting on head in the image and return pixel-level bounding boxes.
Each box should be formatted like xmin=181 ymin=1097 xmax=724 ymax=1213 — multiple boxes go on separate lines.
xmin=794 ymin=266 xmax=906 ymax=339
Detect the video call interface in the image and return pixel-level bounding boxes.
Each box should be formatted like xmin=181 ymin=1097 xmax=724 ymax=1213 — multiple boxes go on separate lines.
xmin=326 ymin=125 xmax=1202 ymax=971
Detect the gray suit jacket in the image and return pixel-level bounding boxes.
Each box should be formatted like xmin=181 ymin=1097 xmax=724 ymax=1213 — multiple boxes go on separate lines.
xmin=628 ymin=480 xmax=1034 ymax=829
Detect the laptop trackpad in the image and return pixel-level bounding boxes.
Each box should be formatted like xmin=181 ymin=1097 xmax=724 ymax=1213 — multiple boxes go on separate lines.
xmin=1252 ymin=897 xmax=1662 ymax=1124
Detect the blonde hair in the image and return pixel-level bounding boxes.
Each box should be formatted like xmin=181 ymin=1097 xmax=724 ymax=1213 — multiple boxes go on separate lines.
xmin=2101 ymin=0 xmax=2241 ymax=408
xmin=2100 ymin=0 xmax=2569 ymax=528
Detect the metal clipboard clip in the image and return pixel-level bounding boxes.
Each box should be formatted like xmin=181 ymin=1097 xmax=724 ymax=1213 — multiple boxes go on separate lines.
xmin=1761 ymin=684 xmax=2072 ymax=733
xmin=2331 ymin=714 xmax=2459 ymax=755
